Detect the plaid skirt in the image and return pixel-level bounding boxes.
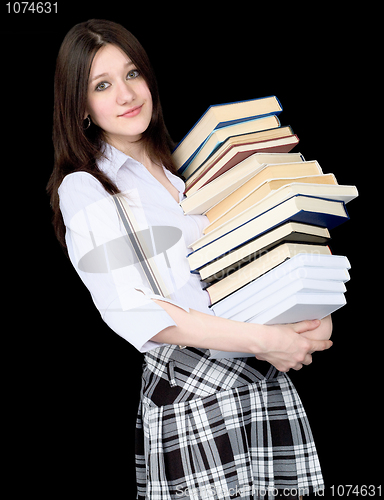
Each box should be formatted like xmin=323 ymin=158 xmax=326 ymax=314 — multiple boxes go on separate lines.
xmin=135 ymin=345 xmax=324 ymax=499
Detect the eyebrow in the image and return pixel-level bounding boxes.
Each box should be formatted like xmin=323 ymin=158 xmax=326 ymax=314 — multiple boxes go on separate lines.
xmin=89 ymin=60 xmax=135 ymax=83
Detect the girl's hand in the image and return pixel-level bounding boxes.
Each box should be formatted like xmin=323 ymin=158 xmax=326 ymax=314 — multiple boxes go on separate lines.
xmin=255 ymin=319 xmax=333 ymax=372
xmin=299 ymin=315 xmax=333 ymax=341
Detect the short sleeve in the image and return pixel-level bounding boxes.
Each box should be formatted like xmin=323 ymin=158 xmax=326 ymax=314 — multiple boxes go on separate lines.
xmin=58 ymin=172 xmax=189 ymax=352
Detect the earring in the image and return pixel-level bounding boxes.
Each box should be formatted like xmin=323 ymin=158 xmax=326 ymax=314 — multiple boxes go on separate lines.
xmin=84 ymin=116 xmax=91 ymax=130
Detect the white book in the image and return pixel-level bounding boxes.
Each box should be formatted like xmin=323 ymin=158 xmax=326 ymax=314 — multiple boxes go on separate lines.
xmin=209 ymin=292 xmax=346 ymax=359
xmin=250 ymin=292 xmax=346 ymax=325
xmin=211 ymin=253 xmax=351 ymax=317
xmin=222 ymin=275 xmax=347 ymax=322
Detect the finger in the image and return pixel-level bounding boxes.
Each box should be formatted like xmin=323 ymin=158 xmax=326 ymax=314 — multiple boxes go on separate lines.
xmin=303 ymin=354 xmax=313 ymax=366
xmin=310 ymin=339 xmax=333 ymax=353
xmin=293 ymin=320 xmax=321 ymax=334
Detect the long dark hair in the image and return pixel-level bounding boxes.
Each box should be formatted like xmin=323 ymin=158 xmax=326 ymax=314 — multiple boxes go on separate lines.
xmin=47 ymin=19 xmax=177 ymax=253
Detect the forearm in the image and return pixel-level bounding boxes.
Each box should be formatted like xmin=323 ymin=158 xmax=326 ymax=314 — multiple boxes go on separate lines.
xmin=150 ymin=299 xmax=333 ymax=373
xmin=151 ymin=299 xmax=268 ymax=354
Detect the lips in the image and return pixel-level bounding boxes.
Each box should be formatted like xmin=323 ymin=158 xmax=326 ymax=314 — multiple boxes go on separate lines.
xmin=119 ymin=104 xmax=143 ymax=118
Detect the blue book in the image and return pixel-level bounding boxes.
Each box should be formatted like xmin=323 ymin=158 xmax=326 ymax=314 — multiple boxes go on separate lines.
xmin=172 ymin=96 xmax=283 ymax=173
xmin=181 ymin=115 xmax=281 ymax=179
xmin=188 ymin=195 xmax=349 ymax=267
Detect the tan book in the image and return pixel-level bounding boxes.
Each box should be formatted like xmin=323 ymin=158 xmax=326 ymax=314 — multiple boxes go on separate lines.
xmin=204 ymin=161 xmax=324 ymax=225
xmin=205 ymin=174 xmax=338 ymax=226
xmin=180 ymin=152 xmax=305 ymax=215
xmin=204 ymin=180 xmax=357 ymax=235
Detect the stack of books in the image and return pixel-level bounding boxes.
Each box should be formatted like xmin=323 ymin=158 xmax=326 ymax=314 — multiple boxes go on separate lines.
xmin=172 ymin=96 xmax=358 ymax=358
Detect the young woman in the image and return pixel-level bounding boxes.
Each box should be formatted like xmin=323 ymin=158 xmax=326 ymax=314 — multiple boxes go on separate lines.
xmin=47 ymin=19 xmax=332 ymax=500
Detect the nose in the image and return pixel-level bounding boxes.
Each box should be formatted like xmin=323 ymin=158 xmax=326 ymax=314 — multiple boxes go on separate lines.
xmin=116 ymin=80 xmax=136 ymax=105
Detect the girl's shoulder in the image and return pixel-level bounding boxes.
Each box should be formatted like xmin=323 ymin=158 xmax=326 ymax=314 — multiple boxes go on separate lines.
xmin=58 ymin=171 xmax=113 ymax=219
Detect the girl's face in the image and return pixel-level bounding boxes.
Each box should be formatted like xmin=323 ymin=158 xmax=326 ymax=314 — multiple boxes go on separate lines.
xmin=86 ymin=44 xmax=153 ymax=148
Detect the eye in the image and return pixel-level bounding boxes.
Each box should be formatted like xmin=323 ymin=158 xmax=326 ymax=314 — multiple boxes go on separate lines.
xmin=95 ymin=81 xmax=111 ymax=92
xmin=126 ymin=69 xmax=140 ymax=80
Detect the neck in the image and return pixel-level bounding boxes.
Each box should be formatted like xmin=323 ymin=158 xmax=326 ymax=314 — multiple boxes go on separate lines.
xmin=107 ymin=134 xmax=145 ymax=160
xmin=106 ymin=135 xmax=159 ymax=172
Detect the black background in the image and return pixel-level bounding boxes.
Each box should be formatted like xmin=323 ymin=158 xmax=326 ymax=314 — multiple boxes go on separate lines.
xmin=4 ymin=3 xmax=380 ymax=498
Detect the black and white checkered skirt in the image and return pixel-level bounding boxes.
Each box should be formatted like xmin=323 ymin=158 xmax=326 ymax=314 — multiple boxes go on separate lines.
xmin=135 ymin=345 xmax=324 ymax=499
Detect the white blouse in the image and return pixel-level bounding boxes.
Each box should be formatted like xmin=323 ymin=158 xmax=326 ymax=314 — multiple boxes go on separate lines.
xmin=58 ymin=144 xmax=214 ymax=353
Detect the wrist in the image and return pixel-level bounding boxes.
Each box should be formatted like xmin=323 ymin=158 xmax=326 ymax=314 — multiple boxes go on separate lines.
xmin=248 ymin=323 xmax=280 ymax=355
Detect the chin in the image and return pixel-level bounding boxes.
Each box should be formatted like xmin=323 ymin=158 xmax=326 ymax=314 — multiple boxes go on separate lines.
xmin=118 ymin=122 xmax=151 ymax=138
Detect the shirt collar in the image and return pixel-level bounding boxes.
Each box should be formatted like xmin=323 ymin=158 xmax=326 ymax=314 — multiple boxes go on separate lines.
xmin=97 ymin=142 xmax=186 ymax=195
xmin=97 ymin=143 xmax=130 ymax=184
